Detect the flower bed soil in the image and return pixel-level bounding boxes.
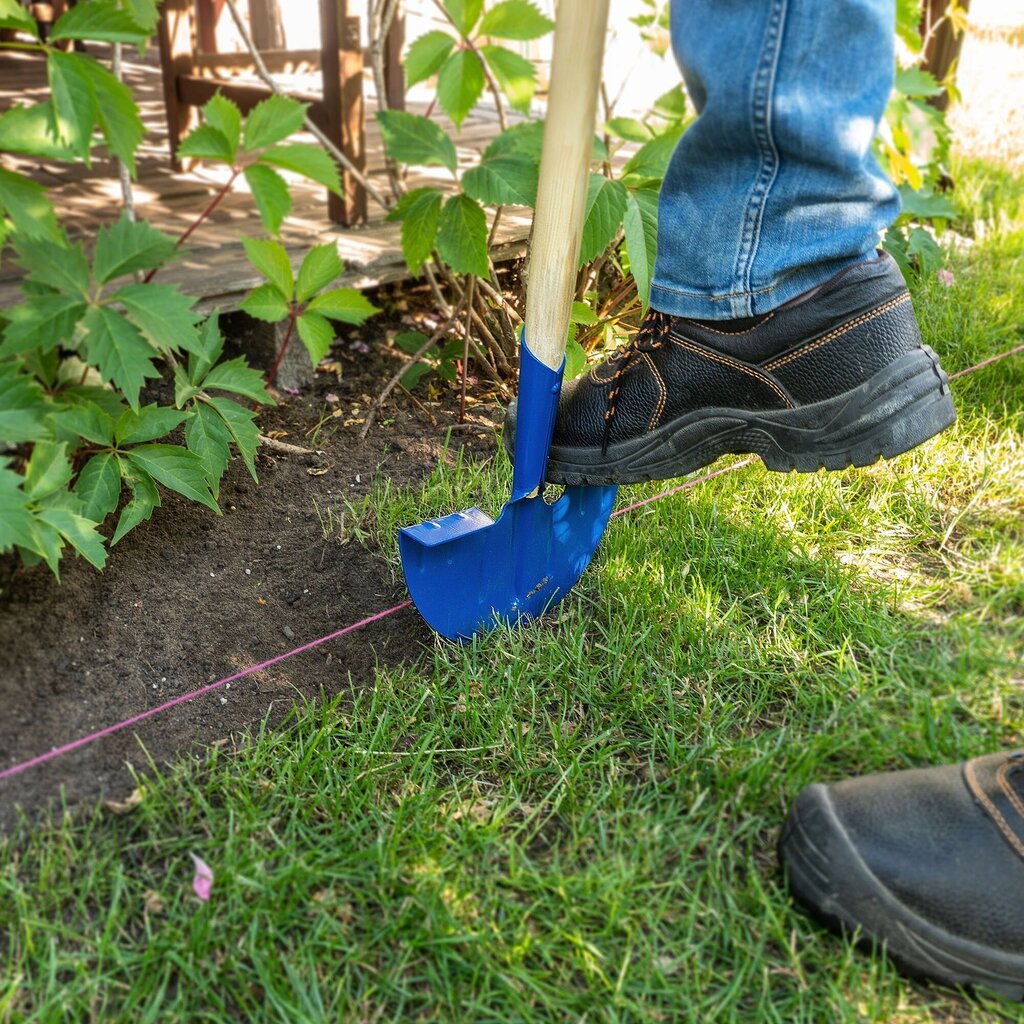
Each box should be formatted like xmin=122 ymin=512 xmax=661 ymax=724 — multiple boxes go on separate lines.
xmin=0 ymin=328 xmax=501 ymax=832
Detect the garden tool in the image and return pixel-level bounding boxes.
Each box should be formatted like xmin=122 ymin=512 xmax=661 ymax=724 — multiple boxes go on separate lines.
xmin=398 ymin=0 xmax=617 ymax=641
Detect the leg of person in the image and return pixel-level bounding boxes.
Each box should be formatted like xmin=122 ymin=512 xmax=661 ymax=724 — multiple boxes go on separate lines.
xmin=525 ymin=0 xmax=956 ymax=486
xmin=779 ymin=752 xmax=1024 ymax=999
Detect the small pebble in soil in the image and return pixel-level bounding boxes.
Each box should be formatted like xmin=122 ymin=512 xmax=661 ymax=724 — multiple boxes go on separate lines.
xmin=245 ymin=568 xmax=252 ymax=575
xmin=220 ymin=697 xmax=228 ymax=705
xmin=283 ymin=626 xmax=295 ymax=640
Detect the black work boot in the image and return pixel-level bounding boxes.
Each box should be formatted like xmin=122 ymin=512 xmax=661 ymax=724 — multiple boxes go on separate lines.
xmin=779 ymin=752 xmax=1024 ymax=1000
xmin=505 ymin=252 xmax=956 ymax=485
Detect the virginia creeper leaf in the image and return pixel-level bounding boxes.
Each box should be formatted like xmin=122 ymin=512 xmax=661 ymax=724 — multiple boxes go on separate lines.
xmin=579 ymin=174 xmax=628 ymax=266
xmin=186 ymin=402 xmax=232 ymax=497
xmin=443 ymin=0 xmax=482 ymax=36
xmin=54 ymin=401 xmax=114 ymax=446
xmin=0 ymin=461 xmax=38 ymax=554
xmin=201 ymin=356 xmax=270 ymax=403
xmin=244 ymin=163 xmax=291 ymax=235
xmin=241 ymin=283 xmax=290 ymax=323
xmin=461 ymin=153 xmax=537 ymax=206
xmin=51 ymin=0 xmax=148 ymax=43
xmin=242 ymin=237 xmax=294 ymax=299
xmin=188 ymin=313 xmax=226 ymax=385
xmin=124 ymin=444 xmax=218 ymax=512
xmin=0 ymin=166 xmax=60 ymax=242
xmin=114 ymin=404 xmax=189 ymax=445
xmin=93 ymin=216 xmax=177 ymax=284
xmin=296 ymin=312 xmax=335 ymax=364
xmin=437 ymin=50 xmax=485 ymax=129
xmin=15 ymin=237 xmax=89 ymax=297
xmin=376 ymin=110 xmax=457 ymax=172
xmin=403 ymin=30 xmax=455 ymax=87
xmin=177 ymin=124 xmax=235 ymax=164
xmin=207 ymin=396 xmax=260 ymax=481
xmin=478 ymin=0 xmax=553 ymax=40
xmin=0 ymin=0 xmax=39 ymax=35
xmin=296 ymin=243 xmax=343 ymax=302
xmin=479 ymin=45 xmax=536 ymax=111
xmin=201 ymin=93 xmax=242 ymax=157
xmin=386 ymin=186 xmax=443 ymax=274
xmin=82 ymin=305 xmax=160 ymax=411
xmin=74 ymin=452 xmax=121 ymax=523
xmin=436 ymin=194 xmax=489 ymax=277
xmin=23 ymin=441 xmax=73 ymax=501
xmin=305 ymin=288 xmax=379 ymax=325
xmin=623 ymin=187 xmax=659 ymax=309
xmin=114 ymin=283 xmax=201 ymax=354
xmin=37 ymin=507 xmax=107 ymax=570
xmin=111 ymin=466 xmax=160 ymax=545
xmin=242 ymin=94 xmax=307 ymax=152
xmin=0 ymin=362 xmax=51 ymax=444
xmin=0 ymin=294 xmax=86 ymax=357
xmin=259 ymin=143 xmax=341 ymax=194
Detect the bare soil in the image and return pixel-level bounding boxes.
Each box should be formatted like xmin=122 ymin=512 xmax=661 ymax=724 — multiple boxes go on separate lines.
xmin=0 ymin=324 xmax=501 ymax=833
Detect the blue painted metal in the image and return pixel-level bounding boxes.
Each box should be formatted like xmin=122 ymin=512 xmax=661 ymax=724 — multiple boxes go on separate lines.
xmin=399 ymin=341 xmax=617 ymax=641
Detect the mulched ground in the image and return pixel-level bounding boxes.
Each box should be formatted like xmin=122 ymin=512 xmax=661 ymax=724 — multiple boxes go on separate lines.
xmin=0 ymin=319 xmax=502 ymax=833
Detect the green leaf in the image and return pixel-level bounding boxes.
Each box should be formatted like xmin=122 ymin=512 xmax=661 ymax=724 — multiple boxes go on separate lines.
xmin=36 ymin=507 xmax=107 ymax=569
xmin=0 ymin=166 xmax=60 ymax=242
xmin=259 ymin=143 xmax=341 ymax=194
xmin=53 ymin=401 xmax=114 ymax=446
xmin=124 ymin=444 xmax=218 ymax=512
xmin=47 ymin=49 xmax=96 ymax=156
xmin=579 ymin=175 xmax=628 ymax=266
xmin=297 ymin=243 xmax=343 ymax=302
xmin=897 ymin=184 xmax=957 ymax=220
xmin=202 ymin=93 xmax=242 ymax=157
xmin=436 ymin=194 xmax=489 ymax=278
xmin=894 ymin=65 xmax=942 ymax=98
xmin=401 ymin=360 xmax=434 ymax=390
xmin=570 ymin=301 xmax=597 ymax=326
xmin=606 ymin=117 xmax=653 ymax=143
xmin=113 ymin=282 xmax=202 ymax=355
xmin=0 ymin=0 xmax=39 ymax=35
xmin=404 ymin=30 xmax=456 ymax=87
xmin=296 ymin=312 xmax=335 ymax=364
xmin=563 ymin=336 xmax=586 ymax=381
xmin=623 ymin=187 xmax=659 ymax=309
xmin=0 ymin=293 xmax=86 ymax=357
xmin=241 ymin=283 xmax=290 ymax=323
xmin=114 ymin=403 xmax=189 ymax=445
xmin=177 ymin=124 xmax=236 ymax=164
xmin=306 ymin=288 xmax=379 ymax=325
xmin=188 ymin=314 xmax=226 ymax=385
xmin=0 ymin=361 xmax=51 ymax=444
xmin=896 ymin=0 xmax=923 ymax=52
xmin=23 ymin=441 xmax=73 ymax=501
xmin=652 ymin=85 xmax=687 ymax=121
xmin=123 ymin=0 xmax=159 ymax=33
xmin=437 ymin=50 xmax=486 ymax=129
xmin=0 ymin=461 xmax=38 ymax=555
xmin=377 ymin=110 xmax=457 ymax=173
xmin=242 ymin=237 xmax=294 ymax=299
xmin=479 ymin=44 xmax=537 ymax=111
xmin=67 ymin=53 xmax=144 ymax=171
xmin=907 ymin=225 xmax=944 ymax=275
xmin=242 ymin=93 xmax=307 ymax=152
xmin=82 ymin=305 xmax=160 ymax=410
xmin=478 ymin=0 xmax=553 ymax=40
xmin=244 ymin=163 xmax=291 ymax=235
xmin=461 ymin=152 xmax=537 ymax=206
xmin=74 ymin=453 xmax=121 ymax=523
xmin=51 ymin=0 xmax=147 ymax=42
xmin=93 ymin=216 xmax=177 ymax=284
xmin=111 ymin=466 xmax=160 ymax=545
xmin=444 ymin=0 xmax=483 ymax=36
xmin=622 ymin=125 xmax=684 ymax=180
xmin=186 ymin=402 xmax=232 ymax=497
xmin=201 ymin=356 xmax=270 ymax=403
xmin=483 ymin=120 xmax=544 ymax=161
xmin=0 ymin=102 xmax=75 ymax=160
xmin=386 ymin=186 xmax=443 ymax=274
xmin=395 ymin=330 xmax=432 ymax=356
xmin=207 ymin=396 xmax=260 ymax=481
xmin=15 ymin=237 xmax=89 ymax=297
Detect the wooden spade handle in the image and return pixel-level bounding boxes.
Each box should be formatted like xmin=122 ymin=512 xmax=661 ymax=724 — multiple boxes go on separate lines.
xmin=524 ymin=0 xmax=611 ymax=370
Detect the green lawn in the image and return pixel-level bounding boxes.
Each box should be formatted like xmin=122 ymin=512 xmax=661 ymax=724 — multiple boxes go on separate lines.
xmin=2 ymin=157 xmax=1023 ymax=1023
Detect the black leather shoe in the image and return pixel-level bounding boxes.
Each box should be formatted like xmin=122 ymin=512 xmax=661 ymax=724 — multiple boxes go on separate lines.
xmin=779 ymin=752 xmax=1024 ymax=999
xmin=505 ymin=252 xmax=956 ymax=485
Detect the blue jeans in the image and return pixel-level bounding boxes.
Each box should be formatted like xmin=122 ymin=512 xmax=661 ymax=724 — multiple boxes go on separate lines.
xmin=651 ymin=0 xmax=900 ymax=319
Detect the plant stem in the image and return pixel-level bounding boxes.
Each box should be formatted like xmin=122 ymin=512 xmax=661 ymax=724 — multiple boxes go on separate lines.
xmin=267 ymin=309 xmax=298 ymax=388
xmin=142 ymin=169 xmax=239 ymax=283
xmin=459 ymin=276 xmax=476 ymax=422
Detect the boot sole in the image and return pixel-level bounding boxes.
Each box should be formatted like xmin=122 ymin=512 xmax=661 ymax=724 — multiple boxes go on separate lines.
xmin=542 ymin=346 xmax=956 ymax=486
xmin=780 ymin=783 xmax=1024 ymax=1000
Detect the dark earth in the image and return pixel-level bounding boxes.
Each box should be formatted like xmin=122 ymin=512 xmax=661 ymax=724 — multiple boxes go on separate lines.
xmin=0 ymin=313 xmax=503 ymax=833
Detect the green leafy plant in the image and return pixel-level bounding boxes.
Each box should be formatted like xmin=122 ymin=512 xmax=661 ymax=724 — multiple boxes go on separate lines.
xmin=0 ymin=1 xmax=362 ymax=579
xmin=240 ymin=240 xmax=379 ymax=386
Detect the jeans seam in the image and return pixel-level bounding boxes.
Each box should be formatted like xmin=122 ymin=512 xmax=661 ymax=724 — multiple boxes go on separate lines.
xmin=651 ymin=281 xmax=778 ymax=301
xmin=736 ymin=0 xmax=787 ymax=304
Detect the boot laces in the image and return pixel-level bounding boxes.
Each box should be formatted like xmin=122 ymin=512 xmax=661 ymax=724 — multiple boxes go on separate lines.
xmin=602 ymin=310 xmax=672 ymax=453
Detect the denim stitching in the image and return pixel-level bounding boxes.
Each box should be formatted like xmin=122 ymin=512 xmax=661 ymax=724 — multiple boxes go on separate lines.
xmin=736 ymin=0 xmax=787 ymax=309
xmin=651 ymin=281 xmax=778 ymax=301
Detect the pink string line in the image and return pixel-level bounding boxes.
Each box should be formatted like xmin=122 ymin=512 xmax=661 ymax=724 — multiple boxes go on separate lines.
xmin=1 ymin=342 xmax=1019 ymax=784
xmin=0 ymin=601 xmax=411 ymax=782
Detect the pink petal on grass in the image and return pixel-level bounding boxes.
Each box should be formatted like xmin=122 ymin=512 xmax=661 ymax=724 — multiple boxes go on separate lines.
xmin=938 ymin=268 xmax=954 ymax=287
xmin=191 ymin=853 xmax=214 ymax=901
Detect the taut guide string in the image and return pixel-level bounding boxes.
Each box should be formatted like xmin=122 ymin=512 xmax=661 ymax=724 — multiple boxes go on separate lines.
xmin=2 ymin=344 xmax=1020 ymax=782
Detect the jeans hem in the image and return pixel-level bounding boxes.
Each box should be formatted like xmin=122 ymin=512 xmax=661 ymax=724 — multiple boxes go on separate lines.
xmin=649 ymin=251 xmax=877 ymax=320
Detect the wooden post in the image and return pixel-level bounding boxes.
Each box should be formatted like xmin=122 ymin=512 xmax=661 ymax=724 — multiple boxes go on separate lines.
xmin=383 ymin=2 xmax=405 ymax=111
xmin=157 ymin=0 xmax=198 ymax=170
xmin=920 ymin=0 xmax=970 ymax=112
xmin=195 ymin=0 xmax=224 ymax=54
xmin=319 ymin=0 xmax=367 ymax=225
xmin=249 ymin=0 xmax=285 ymax=50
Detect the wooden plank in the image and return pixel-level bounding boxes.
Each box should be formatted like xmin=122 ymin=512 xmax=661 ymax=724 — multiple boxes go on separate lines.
xmin=319 ymin=0 xmax=366 ymax=225
xmin=194 ymin=47 xmax=322 ymax=73
xmin=157 ymin=0 xmax=198 ymax=170
xmin=383 ymin=4 xmax=405 ymax=111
